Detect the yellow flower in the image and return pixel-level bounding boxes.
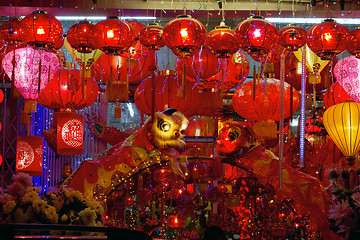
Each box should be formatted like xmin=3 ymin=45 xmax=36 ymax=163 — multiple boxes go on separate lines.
xmin=79 ymin=208 xmax=97 ymax=225
xmin=3 ymin=200 xmax=16 ymax=214
xmin=70 ymin=190 xmax=84 ymax=202
xmin=53 ymin=196 xmax=64 ymax=212
xmin=23 ymin=191 xmax=40 ymax=203
xmin=32 ymin=200 xmax=47 ymax=213
xmin=13 ymin=207 xmax=28 ymax=223
xmin=60 ymin=214 xmax=68 ymax=223
xmin=44 ymin=206 xmax=58 ymax=224
xmin=85 ymin=198 xmax=104 ymax=215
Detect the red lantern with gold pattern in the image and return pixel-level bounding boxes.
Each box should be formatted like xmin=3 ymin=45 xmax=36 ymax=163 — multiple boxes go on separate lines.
xmin=93 ymin=16 xmax=135 ymax=55
xmin=278 ymin=26 xmax=307 ymax=51
xmin=163 ymin=15 xmax=206 ymax=58
xmin=16 ymin=136 xmax=43 ymax=176
xmin=346 ymin=27 xmax=360 ymax=59
xmin=206 ymin=23 xmax=239 ymax=58
xmin=167 ymin=214 xmax=187 ymax=228
xmin=0 ymin=18 xmax=23 ymax=45
xmin=37 ymin=67 xmax=99 ymax=111
xmin=139 ymin=23 xmax=165 ymax=50
xmin=323 ymin=82 xmax=352 ymax=109
xmin=66 ymin=20 xmax=96 ymax=53
xmin=21 ymin=10 xmax=63 ymax=50
xmin=56 ymin=111 xmax=83 ymax=155
xmin=134 ymin=70 xmax=198 ymax=117
xmin=307 ymin=19 xmax=349 ymax=60
xmin=232 ymin=78 xmax=299 ymax=121
xmin=235 ymin=16 xmax=279 ymax=54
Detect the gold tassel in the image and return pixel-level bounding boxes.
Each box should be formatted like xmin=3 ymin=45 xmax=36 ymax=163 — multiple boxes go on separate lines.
xmin=313 ymin=85 xmax=316 ymax=106
xmin=114 ymin=102 xmax=121 ymax=119
xmin=24 ymin=99 xmax=37 ymax=113
xmin=82 ymin=79 xmax=87 ymax=100
xmin=20 ymin=110 xmax=30 ymax=125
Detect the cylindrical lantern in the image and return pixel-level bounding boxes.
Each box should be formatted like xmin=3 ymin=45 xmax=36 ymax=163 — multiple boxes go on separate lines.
xmin=16 ymin=136 xmax=43 ymax=176
xmin=347 ymin=27 xmax=360 ymax=59
xmin=163 ymin=15 xmax=206 ymax=58
xmin=307 ymin=19 xmax=349 ymax=60
xmin=66 ymin=20 xmax=96 ymax=53
xmin=56 ymin=112 xmax=84 ymax=155
xmin=139 ymin=23 xmax=165 ymax=50
xmin=235 ymin=16 xmax=279 ymax=54
xmin=206 ymin=23 xmax=239 ymax=58
xmin=93 ymin=16 xmax=135 ymax=55
xmin=278 ymin=25 xmax=307 ymax=51
xmin=323 ymin=101 xmax=360 ymax=161
xmin=21 ymin=10 xmax=63 ymax=50
xmin=0 ymin=18 xmax=23 ymax=45
xmin=323 ymin=82 xmax=352 ymax=109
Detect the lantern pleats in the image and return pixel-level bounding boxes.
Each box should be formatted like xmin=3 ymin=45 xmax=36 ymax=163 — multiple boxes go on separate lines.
xmin=16 ymin=136 xmax=43 ymax=176
xmin=323 ymin=101 xmax=360 ymax=158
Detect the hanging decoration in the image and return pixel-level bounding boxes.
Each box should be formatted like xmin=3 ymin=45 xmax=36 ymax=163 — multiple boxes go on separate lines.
xmin=322 ymin=82 xmax=352 ymax=109
xmin=66 ymin=20 xmax=96 ymax=53
xmin=20 ymin=10 xmax=63 ymax=50
xmin=347 ymin=27 xmax=360 ymax=58
xmin=235 ymin=16 xmax=279 ymax=54
xmin=278 ymin=25 xmax=307 ymax=51
xmin=306 ymin=19 xmax=349 ymax=60
xmin=206 ymin=22 xmax=239 ymax=58
xmin=16 ymin=136 xmax=43 ymax=176
xmin=250 ymin=43 xmax=288 ymax=64
xmin=0 ymin=18 xmax=23 ymax=45
xmin=139 ymin=23 xmax=165 ymax=50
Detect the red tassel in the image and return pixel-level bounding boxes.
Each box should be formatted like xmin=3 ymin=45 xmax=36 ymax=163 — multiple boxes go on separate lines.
xmin=114 ymin=102 xmax=121 ymax=119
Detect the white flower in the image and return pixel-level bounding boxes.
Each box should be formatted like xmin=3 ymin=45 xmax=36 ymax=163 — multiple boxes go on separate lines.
xmin=79 ymin=208 xmax=97 ymax=225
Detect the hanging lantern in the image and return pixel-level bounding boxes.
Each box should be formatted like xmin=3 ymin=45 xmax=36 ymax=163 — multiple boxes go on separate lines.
xmin=16 ymin=136 xmax=43 ymax=176
xmin=134 ymin=70 xmax=198 ymax=117
xmin=56 ymin=111 xmax=84 ymax=155
xmin=92 ymin=16 xmax=135 ymax=55
xmin=0 ymin=89 xmax=3 ymax=103
xmin=21 ymin=10 xmax=63 ymax=50
xmin=347 ymin=27 xmax=360 ymax=59
xmin=167 ymin=214 xmax=187 ymax=228
xmin=163 ymin=15 xmax=206 ymax=58
xmin=333 ymin=56 xmax=360 ymax=102
xmin=306 ymin=19 xmax=349 ymax=60
xmin=323 ymin=82 xmax=352 ymax=109
xmin=66 ymin=20 xmax=96 ymax=53
xmin=323 ymin=101 xmax=360 ymax=163
xmin=37 ymin=67 xmax=99 ymax=111
xmin=232 ymin=78 xmax=299 ymax=121
xmin=126 ymin=20 xmax=145 ymax=37
xmin=51 ymin=36 xmax=64 ymax=53
xmin=2 ymin=46 xmax=59 ymax=112
xmin=206 ymin=22 xmax=239 ymax=58
xmin=250 ymin=43 xmax=288 ymax=64
xmin=235 ymin=16 xmax=279 ymax=54
xmin=0 ymin=18 xmax=23 ymax=45
xmin=139 ymin=23 xmax=165 ymax=50
xmin=278 ymin=25 xmax=307 ymax=51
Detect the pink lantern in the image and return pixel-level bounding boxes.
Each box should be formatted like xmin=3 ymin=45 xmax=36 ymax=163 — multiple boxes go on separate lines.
xmin=2 ymin=46 xmax=59 ymax=100
xmin=333 ymin=56 xmax=360 ymax=102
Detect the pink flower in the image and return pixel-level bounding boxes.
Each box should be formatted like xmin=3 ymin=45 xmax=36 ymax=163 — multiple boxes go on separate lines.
xmin=329 ymin=200 xmax=354 ymax=226
xmin=7 ymin=173 xmax=33 ymax=197
xmin=351 ymin=192 xmax=360 ymax=208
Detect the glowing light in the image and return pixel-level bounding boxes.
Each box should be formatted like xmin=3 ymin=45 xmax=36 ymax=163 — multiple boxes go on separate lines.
xmin=180 ymin=28 xmax=189 ymax=40
xmin=253 ymin=29 xmax=261 ymax=38
xmin=61 ymin=119 xmax=83 ymax=147
xmin=107 ymin=30 xmax=114 ymax=38
xmin=324 ymin=32 xmax=332 ymax=41
xmin=37 ymin=27 xmax=45 ymax=35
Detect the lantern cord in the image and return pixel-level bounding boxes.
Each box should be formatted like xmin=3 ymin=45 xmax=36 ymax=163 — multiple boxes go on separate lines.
xmin=182 ymin=62 xmax=186 ymax=99
xmin=279 ymin=52 xmax=285 ymax=189
xmin=299 ymin=45 xmax=306 ymax=168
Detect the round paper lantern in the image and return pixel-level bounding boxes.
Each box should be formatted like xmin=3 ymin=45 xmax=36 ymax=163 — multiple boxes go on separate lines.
xmin=206 ymin=23 xmax=239 ymax=58
xmin=323 ymin=82 xmax=352 ymax=109
xmin=21 ymin=10 xmax=63 ymax=50
xmin=307 ymin=19 xmax=349 ymax=60
xmin=0 ymin=89 xmax=3 ymax=103
xmin=323 ymin=101 xmax=360 ymax=161
xmin=37 ymin=67 xmax=99 ymax=111
xmin=126 ymin=20 xmax=145 ymax=37
xmin=163 ymin=15 xmax=206 ymax=58
xmin=278 ymin=26 xmax=307 ymax=51
xmin=176 ymin=47 xmax=220 ymax=83
xmin=2 ymin=46 xmax=59 ymax=100
xmin=66 ymin=20 xmax=96 ymax=53
xmin=139 ymin=23 xmax=165 ymax=50
xmin=0 ymin=18 xmax=23 ymax=45
xmin=235 ymin=16 xmax=279 ymax=54
xmin=250 ymin=43 xmax=288 ymax=64
xmin=232 ymin=78 xmax=299 ymax=121
xmin=347 ymin=27 xmax=360 ymax=58
xmin=52 ymin=36 xmax=64 ymax=52
xmin=134 ymin=70 xmax=198 ymax=117
xmin=167 ymin=214 xmax=187 ymax=228
xmin=93 ymin=16 xmax=135 ymax=55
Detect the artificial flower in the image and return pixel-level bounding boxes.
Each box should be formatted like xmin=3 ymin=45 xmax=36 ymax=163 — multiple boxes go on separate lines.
xmin=3 ymin=200 xmax=16 ymax=214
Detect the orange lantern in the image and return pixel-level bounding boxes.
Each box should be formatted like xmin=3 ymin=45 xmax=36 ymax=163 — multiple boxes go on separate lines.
xmin=167 ymin=214 xmax=187 ymax=228
xmin=56 ymin=112 xmax=84 ymax=155
xmin=16 ymin=136 xmax=43 ymax=176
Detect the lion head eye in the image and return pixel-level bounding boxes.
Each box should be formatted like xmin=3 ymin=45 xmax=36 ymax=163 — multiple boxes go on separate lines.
xmin=157 ymin=119 xmax=171 ymax=132
xmin=228 ymin=130 xmax=239 ymax=142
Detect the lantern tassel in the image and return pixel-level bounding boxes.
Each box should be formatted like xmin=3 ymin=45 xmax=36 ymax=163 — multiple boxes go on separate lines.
xmin=220 ymin=67 xmax=224 ymax=98
xmin=313 ymin=85 xmax=316 ymax=106
xmin=151 ymin=72 xmax=156 ymax=121
xmin=114 ymin=102 xmax=121 ymax=119
xmin=253 ymin=66 xmax=256 ymax=101
xmin=182 ymin=62 xmax=186 ymax=99
xmin=24 ymin=99 xmax=37 ymax=113
xmin=106 ymin=66 xmax=114 ymax=101
xmin=83 ymin=79 xmax=87 ymax=100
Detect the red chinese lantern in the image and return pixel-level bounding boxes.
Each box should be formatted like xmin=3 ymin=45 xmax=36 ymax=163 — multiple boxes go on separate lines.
xmin=323 ymin=82 xmax=352 ymax=109
xmin=0 ymin=18 xmax=23 ymax=45
xmin=66 ymin=20 xmax=96 ymax=53
xmin=167 ymin=214 xmax=187 ymax=228
xmin=139 ymin=23 xmax=165 ymax=50
xmin=52 ymin=36 xmax=64 ymax=52
xmin=206 ymin=23 xmax=239 ymax=58
xmin=305 ymin=115 xmax=325 ymax=135
xmin=176 ymin=47 xmax=220 ymax=84
xmin=56 ymin=111 xmax=84 ymax=155
xmin=126 ymin=20 xmax=145 ymax=37
xmin=250 ymin=43 xmax=288 ymax=64
xmin=134 ymin=70 xmax=198 ymax=117
xmin=278 ymin=26 xmax=307 ymax=51
xmin=235 ymin=16 xmax=279 ymax=54
xmin=21 ymin=10 xmax=63 ymax=50
xmin=346 ymin=27 xmax=360 ymax=59
xmin=0 ymin=89 xmax=3 ymax=103
xmin=16 ymin=136 xmax=43 ymax=176
xmin=37 ymin=67 xmax=99 ymax=111
xmin=307 ymin=19 xmax=349 ymax=60
xmin=93 ymin=16 xmax=135 ymax=55
xmin=163 ymin=15 xmax=206 ymax=58
xmin=232 ymin=78 xmax=299 ymax=121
